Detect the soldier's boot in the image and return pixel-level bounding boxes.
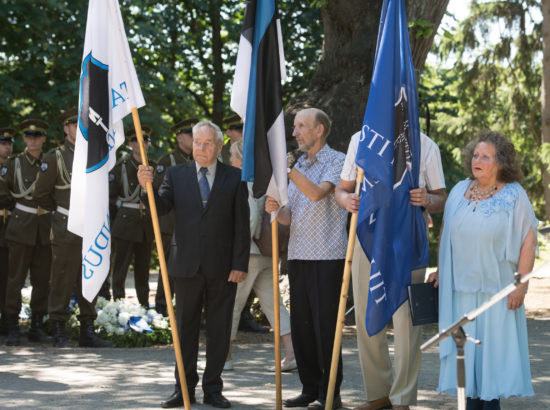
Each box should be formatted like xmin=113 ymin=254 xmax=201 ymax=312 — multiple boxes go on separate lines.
xmin=53 ymin=321 xmax=71 ymax=348
xmin=6 ymin=315 xmax=21 ymax=346
xmin=79 ymin=320 xmax=113 ymax=348
xmin=27 ymin=313 xmax=52 ymax=343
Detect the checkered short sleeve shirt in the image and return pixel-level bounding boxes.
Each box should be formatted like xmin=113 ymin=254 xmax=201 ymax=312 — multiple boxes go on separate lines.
xmin=287 ymin=144 xmax=348 ymax=260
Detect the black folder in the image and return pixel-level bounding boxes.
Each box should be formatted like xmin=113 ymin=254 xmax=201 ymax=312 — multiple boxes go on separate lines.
xmin=407 ymin=282 xmax=438 ymax=326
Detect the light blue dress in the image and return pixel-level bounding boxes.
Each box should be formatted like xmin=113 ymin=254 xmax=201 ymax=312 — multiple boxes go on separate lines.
xmin=437 ymin=179 xmax=538 ymax=400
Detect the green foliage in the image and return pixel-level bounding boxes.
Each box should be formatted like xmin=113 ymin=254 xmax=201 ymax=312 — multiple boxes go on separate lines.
xmin=0 ymin=0 xmax=322 ymax=158
xmin=409 ymin=19 xmax=434 ymax=39
xmin=421 ymin=0 xmax=545 ymax=221
xmin=99 ymin=327 xmax=172 ymax=347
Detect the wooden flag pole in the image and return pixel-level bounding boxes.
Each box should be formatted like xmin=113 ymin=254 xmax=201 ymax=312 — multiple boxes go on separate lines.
xmin=325 ymin=168 xmax=364 ymax=410
xmin=131 ymin=108 xmax=192 ymax=409
xmin=271 ymin=218 xmax=282 ymax=410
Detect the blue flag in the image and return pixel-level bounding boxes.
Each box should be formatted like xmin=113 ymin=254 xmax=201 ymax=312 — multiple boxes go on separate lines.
xmin=355 ymin=0 xmax=428 ymax=336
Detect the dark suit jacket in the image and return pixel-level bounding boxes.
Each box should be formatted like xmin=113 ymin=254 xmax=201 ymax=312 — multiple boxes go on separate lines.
xmin=148 ymin=160 xmax=250 ymax=279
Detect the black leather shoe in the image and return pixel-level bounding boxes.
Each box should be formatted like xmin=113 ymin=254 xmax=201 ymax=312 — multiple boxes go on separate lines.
xmin=283 ymin=393 xmax=316 ymax=408
xmin=203 ymin=392 xmax=231 ymax=408
xmin=307 ymin=396 xmax=343 ymax=409
xmin=160 ymin=390 xmax=196 ymax=408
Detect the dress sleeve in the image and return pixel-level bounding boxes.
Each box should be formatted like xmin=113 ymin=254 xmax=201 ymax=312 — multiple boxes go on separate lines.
xmin=505 ymin=183 xmax=538 ymax=264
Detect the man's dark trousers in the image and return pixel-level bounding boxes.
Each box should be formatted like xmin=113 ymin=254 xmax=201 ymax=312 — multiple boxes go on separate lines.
xmin=287 ymin=259 xmax=345 ymax=401
xmin=173 ymin=271 xmax=237 ymax=395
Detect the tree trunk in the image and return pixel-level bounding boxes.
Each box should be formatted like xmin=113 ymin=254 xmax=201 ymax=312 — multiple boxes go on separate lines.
xmin=286 ymin=0 xmax=449 ymax=152
xmin=407 ymin=0 xmax=450 ymax=73
xmin=542 ymin=0 xmax=550 ymax=220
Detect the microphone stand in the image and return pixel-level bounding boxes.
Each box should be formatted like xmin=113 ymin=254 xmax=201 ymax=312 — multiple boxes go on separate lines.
xmin=421 ymin=271 xmax=538 ymax=410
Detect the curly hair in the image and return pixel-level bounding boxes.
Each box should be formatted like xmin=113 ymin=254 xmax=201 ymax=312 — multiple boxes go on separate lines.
xmin=463 ymin=131 xmax=523 ymax=183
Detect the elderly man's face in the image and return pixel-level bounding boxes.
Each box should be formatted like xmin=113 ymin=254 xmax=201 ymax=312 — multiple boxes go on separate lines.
xmin=292 ymin=110 xmax=321 ymax=153
xmin=193 ymin=126 xmax=222 ymax=167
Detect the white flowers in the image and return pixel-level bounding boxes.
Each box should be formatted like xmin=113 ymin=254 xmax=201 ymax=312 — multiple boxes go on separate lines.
xmin=93 ymin=297 xmax=170 ymax=336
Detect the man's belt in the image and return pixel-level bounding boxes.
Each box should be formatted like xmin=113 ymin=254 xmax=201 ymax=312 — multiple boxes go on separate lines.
xmin=120 ymin=202 xmax=145 ymax=210
xmin=56 ymin=206 xmax=70 ymax=216
xmin=15 ymin=203 xmax=50 ymax=216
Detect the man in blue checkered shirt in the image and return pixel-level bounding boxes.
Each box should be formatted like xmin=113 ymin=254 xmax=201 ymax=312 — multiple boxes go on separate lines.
xmin=266 ymin=108 xmax=348 ymax=410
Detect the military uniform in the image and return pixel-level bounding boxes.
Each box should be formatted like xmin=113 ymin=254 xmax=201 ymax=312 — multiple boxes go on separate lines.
xmin=33 ymin=108 xmax=112 ymax=347
xmin=110 ymin=135 xmax=155 ymax=307
xmin=0 ymin=127 xmax=15 ymax=335
xmin=152 ymin=119 xmax=195 ymax=315
xmin=3 ymin=120 xmax=51 ymax=345
xmin=220 ymin=115 xmax=243 ymax=165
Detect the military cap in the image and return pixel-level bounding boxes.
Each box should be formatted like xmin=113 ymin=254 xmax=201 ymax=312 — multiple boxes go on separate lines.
xmin=224 ymin=114 xmax=243 ymax=131
xmin=19 ymin=119 xmax=49 ymax=137
xmin=0 ymin=127 xmax=15 ymax=143
xmin=60 ymin=107 xmax=78 ymax=125
xmin=127 ymin=125 xmax=152 ymax=142
xmin=171 ymin=118 xmax=198 ymax=135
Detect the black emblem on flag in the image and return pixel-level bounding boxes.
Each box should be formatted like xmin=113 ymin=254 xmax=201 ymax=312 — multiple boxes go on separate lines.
xmin=393 ymin=87 xmax=412 ymax=189
xmin=79 ymin=52 xmax=110 ymax=173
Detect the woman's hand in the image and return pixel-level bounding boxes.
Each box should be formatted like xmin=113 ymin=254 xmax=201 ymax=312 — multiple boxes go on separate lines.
xmin=426 ymin=270 xmax=439 ymax=288
xmin=508 ymin=283 xmax=527 ymax=310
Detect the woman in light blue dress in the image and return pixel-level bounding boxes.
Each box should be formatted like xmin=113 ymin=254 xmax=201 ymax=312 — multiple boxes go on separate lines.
xmin=428 ymin=132 xmax=538 ymax=410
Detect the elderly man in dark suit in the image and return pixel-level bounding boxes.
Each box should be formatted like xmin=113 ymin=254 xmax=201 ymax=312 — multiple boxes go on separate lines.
xmin=138 ymin=120 xmax=250 ymax=409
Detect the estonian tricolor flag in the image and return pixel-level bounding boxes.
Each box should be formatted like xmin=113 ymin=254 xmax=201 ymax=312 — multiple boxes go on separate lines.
xmin=231 ymin=0 xmax=288 ymax=205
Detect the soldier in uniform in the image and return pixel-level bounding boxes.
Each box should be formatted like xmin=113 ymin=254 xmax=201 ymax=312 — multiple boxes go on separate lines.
xmin=3 ymin=119 xmax=51 ymax=346
xmin=0 ymin=127 xmax=14 ymax=335
xmin=152 ymin=118 xmax=195 ymax=316
xmin=33 ymin=108 xmax=112 ymax=348
xmin=109 ymin=126 xmax=155 ymax=307
xmin=219 ymin=115 xmax=243 ymax=164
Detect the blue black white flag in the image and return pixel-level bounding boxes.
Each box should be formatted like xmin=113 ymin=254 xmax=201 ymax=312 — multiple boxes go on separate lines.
xmin=231 ymin=0 xmax=288 ymax=205
xmin=355 ymin=0 xmax=428 ymax=336
xmin=68 ymin=0 xmax=145 ymax=302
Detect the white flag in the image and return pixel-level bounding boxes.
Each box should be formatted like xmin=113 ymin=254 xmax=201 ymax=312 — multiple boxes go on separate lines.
xmin=68 ymin=0 xmax=145 ymax=302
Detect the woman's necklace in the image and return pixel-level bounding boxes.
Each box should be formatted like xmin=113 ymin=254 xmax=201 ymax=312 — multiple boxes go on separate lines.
xmin=468 ymin=180 xmax=498 ymax=211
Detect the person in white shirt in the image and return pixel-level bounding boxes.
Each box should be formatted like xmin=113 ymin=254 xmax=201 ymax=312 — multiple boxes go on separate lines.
xmin=335 ymin=131 xmax=446 ymax=410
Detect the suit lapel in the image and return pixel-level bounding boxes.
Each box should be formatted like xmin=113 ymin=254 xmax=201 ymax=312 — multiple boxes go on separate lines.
xmin=204 ymin=161 xmax=226 ymax=213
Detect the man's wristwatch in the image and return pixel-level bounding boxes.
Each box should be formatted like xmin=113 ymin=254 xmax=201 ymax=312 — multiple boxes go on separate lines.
xmin=427 ymin=194 xmax=434 ymax=207
xmin=287 ymin=167 xmax=292 ymax=175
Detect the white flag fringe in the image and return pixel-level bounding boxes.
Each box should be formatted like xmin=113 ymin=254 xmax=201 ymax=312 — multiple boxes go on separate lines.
xmin=68 ymin=0 xmax=145 ymax=302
